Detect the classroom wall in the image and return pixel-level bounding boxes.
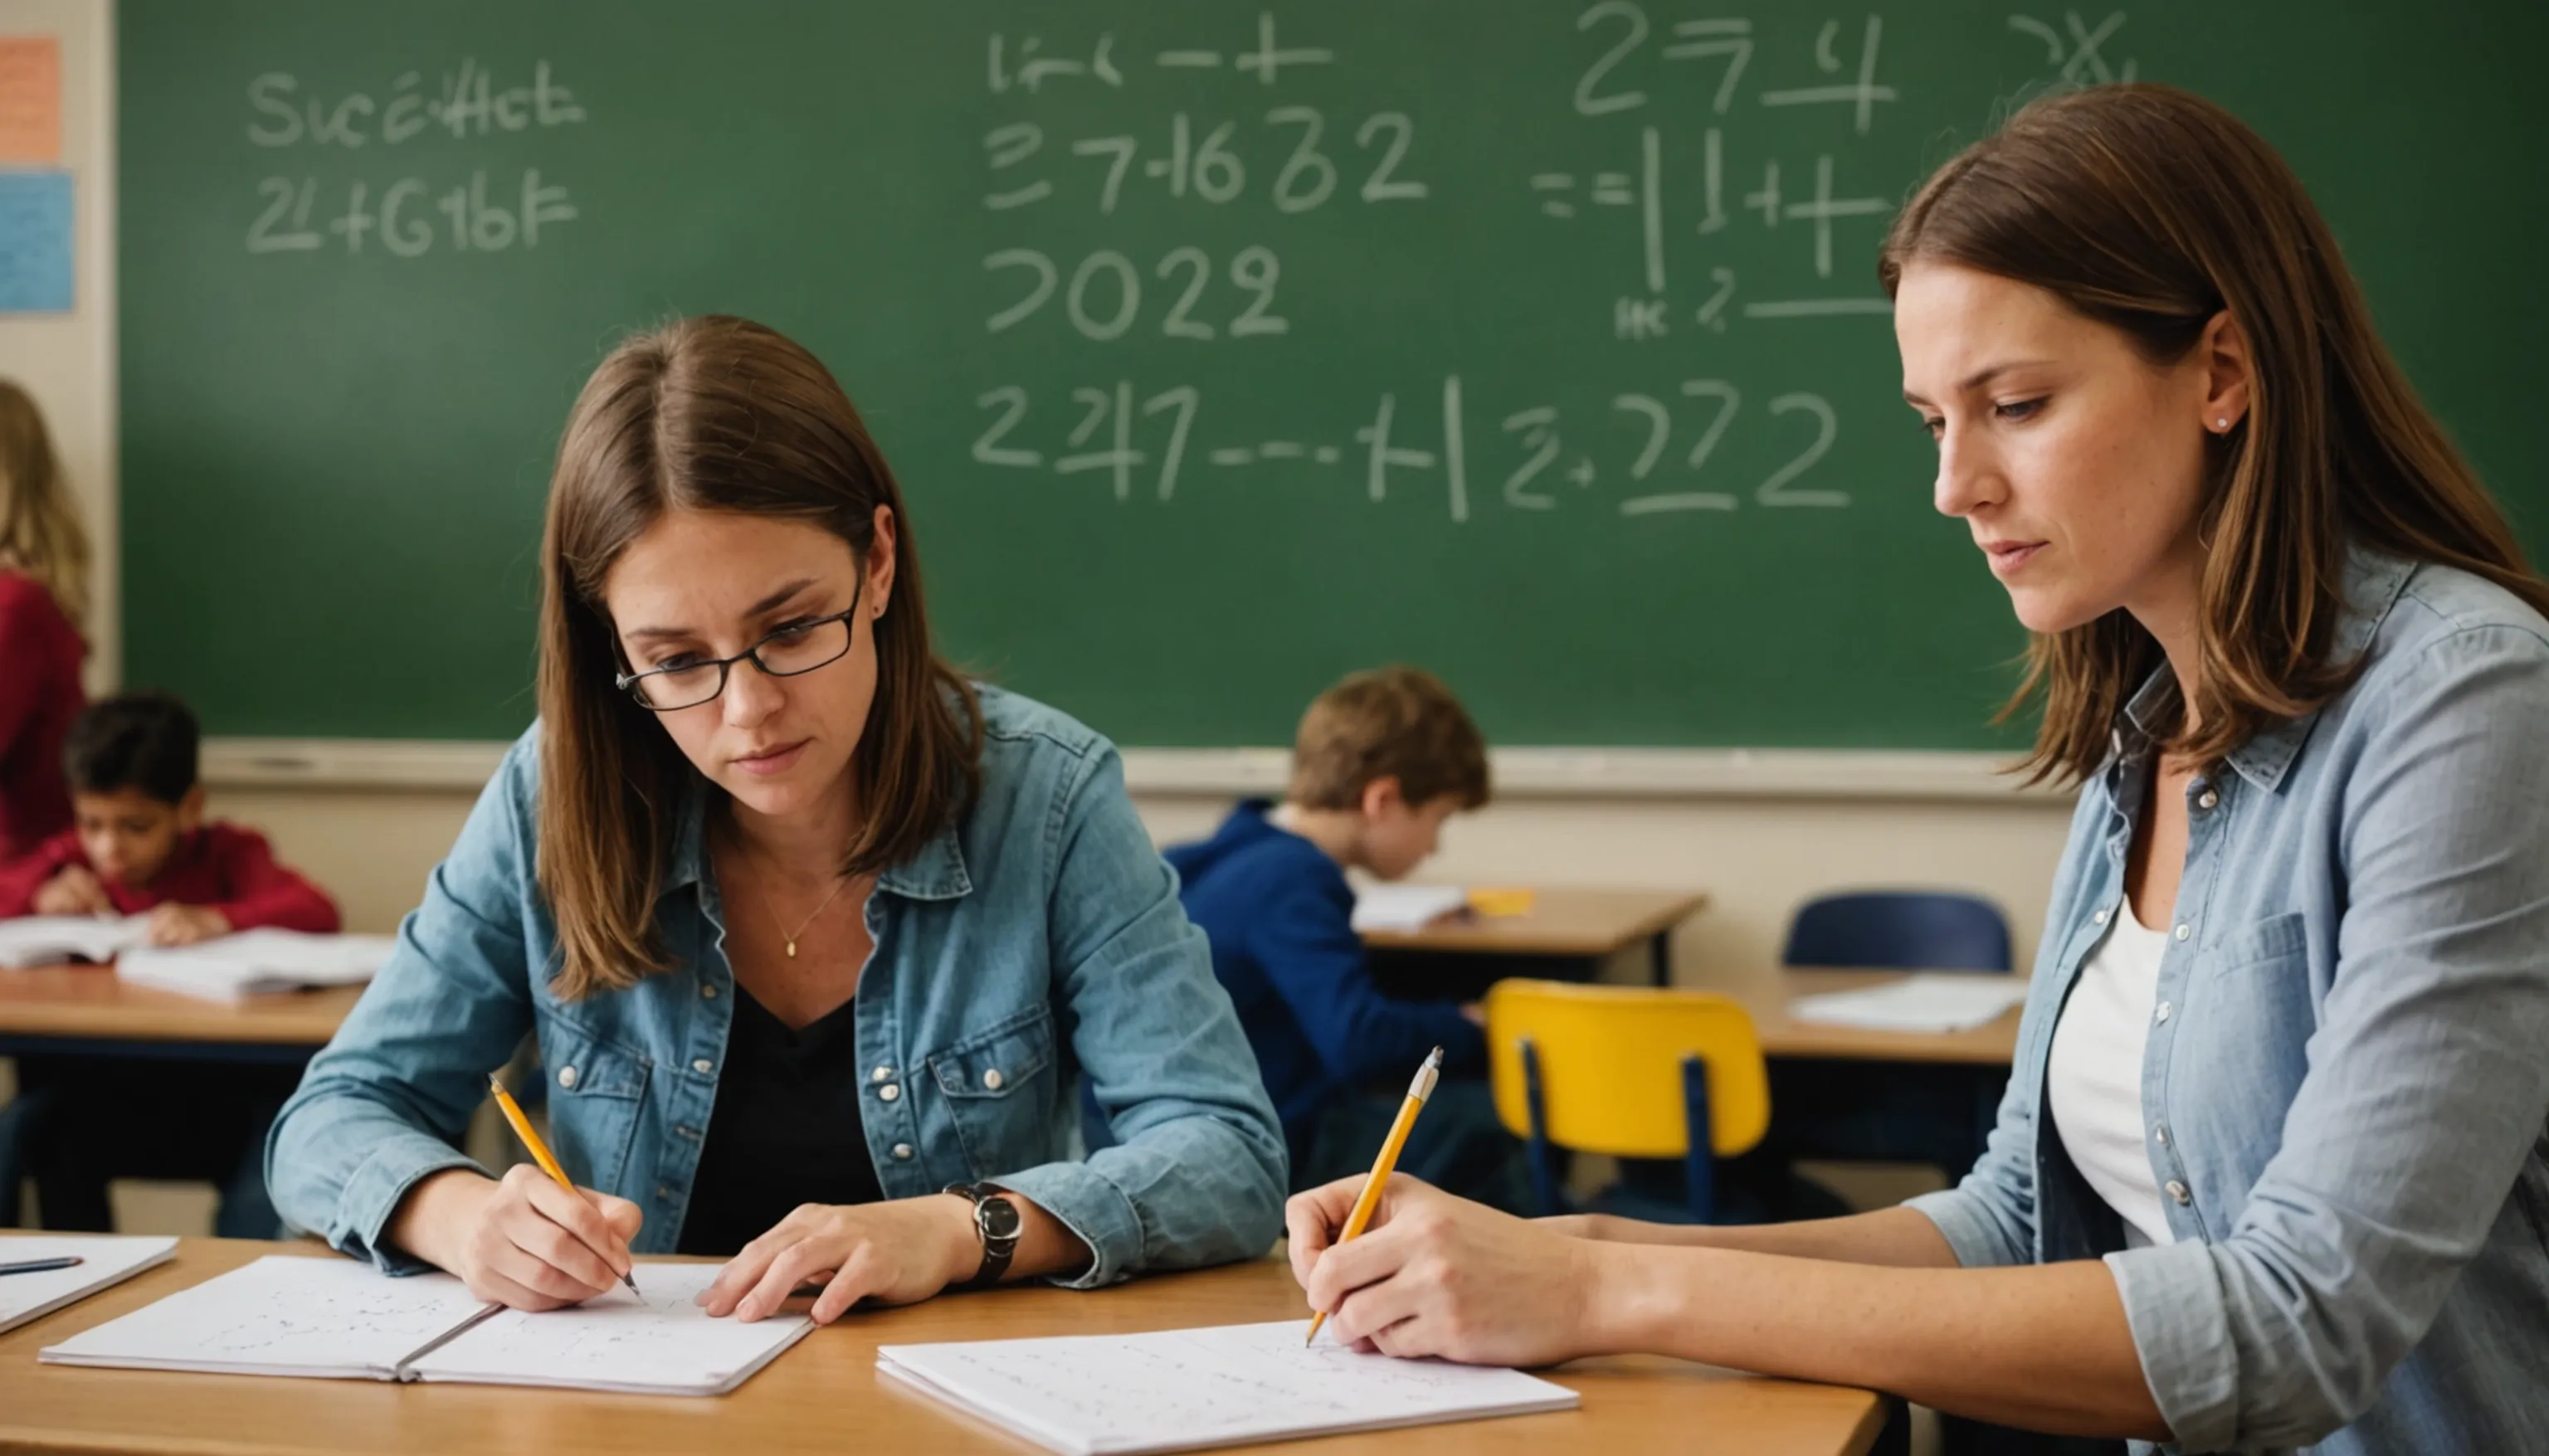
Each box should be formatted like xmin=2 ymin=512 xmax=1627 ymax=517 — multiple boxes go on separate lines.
xmin=0 ymin=0 xmax=114 ymax=691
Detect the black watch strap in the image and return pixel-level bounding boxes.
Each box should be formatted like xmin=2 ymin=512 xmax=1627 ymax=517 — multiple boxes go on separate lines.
xmin=944 ymin=1181 xmax=1021 ymax=1290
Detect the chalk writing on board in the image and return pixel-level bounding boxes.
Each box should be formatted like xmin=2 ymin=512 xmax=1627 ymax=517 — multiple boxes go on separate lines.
xmin=246 ymin=170 xmax=574 ymax=256
xmin=2008 ymin=12 xmax=2137 ymax=85
xmin=968 ymin=379 xmax=1850 ymax=519
xmin=982 ymin=246 xmax=1287 ymax=341
xmin=246 ymin=61 xmax=584 ymax=149
xmin=990 ymin=13 xmax=1338 ymax=94
xmin=984 ymin=109 xmax=1427 ymax=215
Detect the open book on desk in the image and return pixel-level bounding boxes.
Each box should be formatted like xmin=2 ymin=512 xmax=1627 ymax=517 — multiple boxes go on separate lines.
xmin=41 ymin=1256 xmax=812 ymax=1396
xmin=0 ymin=914 xmax=150 ymax=968
xmin=880 ymin=1318 xmax=1580 ymax=1455
xmin=112 ymin=929 xmax=395 ymax=1002
xmin=1349 ymin=884 xmax=1472 ymax=934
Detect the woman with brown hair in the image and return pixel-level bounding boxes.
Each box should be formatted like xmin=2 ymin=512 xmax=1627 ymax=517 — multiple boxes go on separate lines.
xmin=268 ymin=316 xmax=1286 ymax=1322
xmin=0 ymin=380 xmax=89 ymax=861
xmin=1284 ymin=85 xmax=2549 ymax=1454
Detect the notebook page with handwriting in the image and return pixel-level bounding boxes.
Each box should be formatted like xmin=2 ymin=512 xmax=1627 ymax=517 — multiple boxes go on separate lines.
xmin=39 ymin=1255 xmax=490 ymax=1380
xmin=405 ymin=1262 xmax=813 ymax=1395
xmin=878 ymin=1318 xmax=1579 ymax=1455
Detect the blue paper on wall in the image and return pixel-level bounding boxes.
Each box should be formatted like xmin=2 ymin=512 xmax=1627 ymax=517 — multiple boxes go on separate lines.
xmin=0 ymin=170 xmax=73 ymax=311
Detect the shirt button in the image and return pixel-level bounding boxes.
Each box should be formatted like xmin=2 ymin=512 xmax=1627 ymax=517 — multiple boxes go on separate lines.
xmin=2154 ymin=1001 xmax=2173 ymax=1025
xmin=2196 ymin=789 xmax=2220 ymax=811
xmin=982 ymin=1069 xmax=1006 ymax=1091
xmin=555 ymin=1065 xmax=578 ymax=1090
xmin=879 ymin=1083 xmax=901 ymax=1102
xmin=2093 ymin=908 xmax=2109 ymax=925
xmin=2166 ymin=1180 xmax=2192 ymax=1205
xmin=656 ymin=1185 xmax=673 ymax=1201
xmin=691 ymin=1058 xmax=714 ymax=1075
xmin=2173 ymin=923 xmax=2191 ymax=941
xmin=893 ymin=1143 xmax=914 ymax=1160
xmin=2152 ymin=1122 xmax=2170 ymax=1147
xmin=871 ymin=1066 xmax=894 ymax=1083
xmin=701 ymin=984 xmax=718 ymax=1000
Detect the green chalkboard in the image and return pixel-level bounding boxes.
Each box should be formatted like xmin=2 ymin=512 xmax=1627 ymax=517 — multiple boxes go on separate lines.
xmin=118 ymin=1 xmax=2549 ymax=746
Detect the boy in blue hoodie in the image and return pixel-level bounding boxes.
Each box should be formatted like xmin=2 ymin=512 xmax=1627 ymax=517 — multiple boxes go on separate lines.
xmin=1165 ymin=667 xmax=1528 ymax=1211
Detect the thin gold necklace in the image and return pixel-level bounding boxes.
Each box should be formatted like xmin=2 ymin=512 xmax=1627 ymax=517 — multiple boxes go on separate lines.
xmin=759 ymin=874 xmax=851 ymax=959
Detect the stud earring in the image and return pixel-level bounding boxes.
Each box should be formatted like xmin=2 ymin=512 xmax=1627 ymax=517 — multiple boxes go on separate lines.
xmin=2215 ymin=417 xmax=2232 ymax=430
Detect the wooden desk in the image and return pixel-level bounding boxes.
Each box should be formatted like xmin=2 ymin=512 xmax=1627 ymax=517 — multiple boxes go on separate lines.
xmin=0 ymin=966 xmax=358 ymax=1064
xmin=1725 ymin=970 xmax=2022 ymax=1066
xmin=1360 ymin=888 xmax=1708 ymax=986
xmin=0 ymin=1235 xmax=1884 ymax=1456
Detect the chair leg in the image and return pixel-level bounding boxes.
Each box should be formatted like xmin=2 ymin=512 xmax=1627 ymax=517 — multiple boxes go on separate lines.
xmin=1520 ymin=1040 xmax=1563 ymax=1217
xmin=1681 ymin=1056 xmax=1714 ymax=1223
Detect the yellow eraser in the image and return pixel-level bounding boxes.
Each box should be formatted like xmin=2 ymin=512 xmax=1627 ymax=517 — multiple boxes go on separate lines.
xmin=1466 ymin=888 xmax=1536 ymax=918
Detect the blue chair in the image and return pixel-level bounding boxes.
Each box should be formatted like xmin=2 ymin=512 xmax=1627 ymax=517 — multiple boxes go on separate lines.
xmin=1782 ymin=890 xmax=2012 ymax=972
xmin=1764 ymin=890 xmax=2015 ymax=1185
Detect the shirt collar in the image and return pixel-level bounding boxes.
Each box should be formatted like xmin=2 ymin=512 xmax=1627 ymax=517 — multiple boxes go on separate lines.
xmin=2112 ymin=544 xmax=2417 ymax=792
xmin=657 ymin=774 xmax=974 ymax=902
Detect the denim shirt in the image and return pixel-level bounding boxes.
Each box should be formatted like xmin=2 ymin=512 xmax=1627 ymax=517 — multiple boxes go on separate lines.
xmin=1907 ymin=550 xmax=2549 ymax=1455
xmin=266 ymin=687 xmax=1289 ymax=1288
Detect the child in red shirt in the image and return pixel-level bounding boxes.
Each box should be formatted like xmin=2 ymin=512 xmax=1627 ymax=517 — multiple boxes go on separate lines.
xmin=0 ymin=693 xmax=338 ymax=939
xmin=2 ymin=692 xmax=339 ymax=1238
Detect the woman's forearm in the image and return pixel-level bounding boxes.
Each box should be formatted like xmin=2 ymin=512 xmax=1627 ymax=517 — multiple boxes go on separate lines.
xmin=1586 ymin=1242 xmax=2168 ymax=1439
xmin=1579 ymin=1205 xmax=1964 ymax=1266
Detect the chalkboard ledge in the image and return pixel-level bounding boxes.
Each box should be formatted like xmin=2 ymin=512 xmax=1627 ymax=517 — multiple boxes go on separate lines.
xmin=204 ymin=739 xmax=2063 ymax=805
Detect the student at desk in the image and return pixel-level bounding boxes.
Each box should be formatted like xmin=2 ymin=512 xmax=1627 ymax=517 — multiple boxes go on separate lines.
xmin=1286 ymin=86 xmax=2549 ymax=1455
xmin=3 ymin=692 xmax=341 ymax=1238
xmin=267 ymin=316 xmax=1286 ymax=1325
xmin=1164 ymin=668 xmax=1528 ymax=1213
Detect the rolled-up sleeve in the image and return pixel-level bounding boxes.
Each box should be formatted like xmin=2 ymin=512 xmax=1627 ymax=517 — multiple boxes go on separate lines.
xmin=2109 ymin=626 xmax=2549 ymax=1452
xmin=999 ymin=743 xmax=1288 ymax=1288
xmin=264 ymin=734 xmax=541 ymax=1273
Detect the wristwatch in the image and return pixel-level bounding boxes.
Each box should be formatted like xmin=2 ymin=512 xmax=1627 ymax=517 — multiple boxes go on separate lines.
xmin=944 ymin=1181 xmax=1022 ymax=1290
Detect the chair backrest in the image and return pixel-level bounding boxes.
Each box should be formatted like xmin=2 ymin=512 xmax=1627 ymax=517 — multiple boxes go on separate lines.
xmin=1483 ymin=980 xmax=1769 ymax=1159
xmin=1781 ymin=890 xmax=2013 ymax=972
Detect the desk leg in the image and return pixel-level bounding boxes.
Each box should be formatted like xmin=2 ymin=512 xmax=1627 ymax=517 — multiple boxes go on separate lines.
xmin=1648 ymin=930 xmax=1673 ymax=987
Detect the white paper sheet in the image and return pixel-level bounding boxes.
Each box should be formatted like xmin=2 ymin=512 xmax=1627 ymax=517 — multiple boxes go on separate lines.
xmin=1787 ymin=972 xmax=2029 ymax=1032
xmin=1349 ymin=884 xmax=1470 ymax=934
xmin=39 ymin=1254 xmax=488 ymax=1379
xmin=0 ymin=914 xmax=149 ymax=968
xmin=0 ymin=1234 xmax=178 ymax=1336
xmin=113 ymin=929 xmax=395 ymax=1001
xmin=878 ymin=1319 xmax=1579 ymax=1456
xmin=408 ymin=1263 xmax=812 ymax=1395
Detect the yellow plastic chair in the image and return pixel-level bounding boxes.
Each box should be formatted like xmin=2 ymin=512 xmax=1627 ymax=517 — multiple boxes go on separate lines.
xmin=1484 ymin=979 xmax=1771 ymax=1220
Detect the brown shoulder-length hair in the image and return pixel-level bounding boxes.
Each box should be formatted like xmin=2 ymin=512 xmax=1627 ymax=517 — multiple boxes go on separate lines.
xmin=1879 ymin=84 xmax=2548 ymax=785
xmin=0 ymin=380 xmax=90 ymax=634
xmin=537 ymin=315 xmax=982 ymax=999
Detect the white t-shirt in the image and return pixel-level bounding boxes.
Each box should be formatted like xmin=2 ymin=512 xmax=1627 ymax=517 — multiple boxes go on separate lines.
xmin=2047 ymin=894 xmax=2177 ymax=1247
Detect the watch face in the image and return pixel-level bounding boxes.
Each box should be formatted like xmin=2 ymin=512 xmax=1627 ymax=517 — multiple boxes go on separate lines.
xmin=978 ymin=1195 xmax=1023 ymax=1240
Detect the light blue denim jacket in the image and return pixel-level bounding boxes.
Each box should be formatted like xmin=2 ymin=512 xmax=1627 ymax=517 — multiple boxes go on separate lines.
xmin=1908 ymin=549 xmax=2549 ymax=1454
xmin=266 ymin=686 xmax=1289 ymax=1288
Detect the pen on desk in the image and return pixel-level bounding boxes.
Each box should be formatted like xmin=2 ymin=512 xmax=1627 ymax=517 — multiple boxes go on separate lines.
xmin=0 ymin=1255 xmax=85 ymax=1278
xmin=1304 ymin=1045 xmax=1443 ymax=1346
xmin=487 ymin=1073 xmax=640 ymax=1298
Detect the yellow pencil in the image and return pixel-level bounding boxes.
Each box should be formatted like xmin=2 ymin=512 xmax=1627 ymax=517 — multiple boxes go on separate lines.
xmin=1304 ymin=1045 xmax=1443 ymax=1346
xmin=488 ymin=1073 xmax=640 ymax=1297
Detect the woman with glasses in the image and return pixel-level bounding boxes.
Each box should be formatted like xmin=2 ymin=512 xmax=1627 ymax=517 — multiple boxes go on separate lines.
xmin=267 ymin=315 xmax=1287 ymax=1324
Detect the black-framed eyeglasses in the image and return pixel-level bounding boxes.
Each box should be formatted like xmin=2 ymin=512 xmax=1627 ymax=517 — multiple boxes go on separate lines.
xmin=613 ymin=577 xmax=865 ymax=712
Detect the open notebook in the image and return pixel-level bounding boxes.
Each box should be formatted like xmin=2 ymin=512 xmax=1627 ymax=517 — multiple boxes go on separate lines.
xmin=0 ymin=914 xmax=149 ymax=968
xmin=1788 ymin=972 xmax=2029 ymax=1033
xmin=40 ymin=1256 xmax=812 ymax=1396
xmin=1348 ymin=884 xmax=1471 ymax=934
xmin=879 ymin=1319 xmax=1580 ymax=1455
xmin=112 ymin=929 xmax=396 ymax=1002
xmin=0 ymin=1235 xmax=178 ymax=1336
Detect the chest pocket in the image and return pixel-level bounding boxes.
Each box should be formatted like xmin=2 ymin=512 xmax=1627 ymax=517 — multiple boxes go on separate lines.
xmin=928 ymin=1005 xmax=1060 ymax=1176
xmin=2184 ymin=911 xmax=2315 ymax=1176
xmin=532 ymin=1018 xmax=653 ymax=1194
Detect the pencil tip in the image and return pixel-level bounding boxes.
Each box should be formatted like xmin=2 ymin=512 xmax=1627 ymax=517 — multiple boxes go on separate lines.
xmin=1428 ymin=1045 xmax=1444 ymax=1064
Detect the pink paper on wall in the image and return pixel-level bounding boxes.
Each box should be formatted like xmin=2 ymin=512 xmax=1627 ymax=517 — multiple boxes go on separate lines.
xmin=0 ymin=37 xmax=63 ymax=166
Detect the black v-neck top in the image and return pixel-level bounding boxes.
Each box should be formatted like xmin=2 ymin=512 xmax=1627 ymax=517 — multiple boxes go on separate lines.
xmin=675 ymin=984 xmax=885 ymax=1257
